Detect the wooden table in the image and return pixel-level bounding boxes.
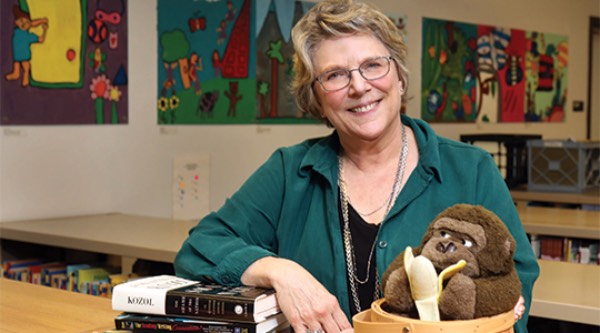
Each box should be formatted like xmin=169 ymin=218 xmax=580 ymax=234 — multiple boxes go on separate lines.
xmin=531 ymin=260 xmax=600 ymax=326
xmin=0 ymin=213 xmax=197 ymax=271
xmin=510 ymin=186 xmax=600 ymax=208
xmin=0 ymin=278 xmax=119 ymax=332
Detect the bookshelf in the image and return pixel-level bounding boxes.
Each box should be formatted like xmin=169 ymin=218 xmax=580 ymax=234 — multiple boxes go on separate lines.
xmin=0 ymin=213 xmax=197 ymax=272
xmin=1 ymin=211 xmax=599 ymax=325
xmin=532 ymin=261 xmax=600 ymax=326
xmin=516 ymin=205 xmax=600 ymax=325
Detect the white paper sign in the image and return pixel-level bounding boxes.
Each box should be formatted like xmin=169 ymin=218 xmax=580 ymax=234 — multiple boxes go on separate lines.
xmin=172 ymin=154 xmax=209 ymax=221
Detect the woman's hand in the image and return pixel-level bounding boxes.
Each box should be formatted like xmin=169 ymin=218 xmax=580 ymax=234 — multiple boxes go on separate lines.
xmin=514 ymin=295 xmax=525 ymax=321
xmin=242 ymin=257 xmax=352 ymax=333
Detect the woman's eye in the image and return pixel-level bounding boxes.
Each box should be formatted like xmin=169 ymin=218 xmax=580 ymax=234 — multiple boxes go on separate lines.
xmin=363 ymin=61 xmax=382 ymax=69
xmin=440 ymin=231 xmax=450 ymax=238
xmin=462 ymin=239 xmax=473 ymax=248
xmin=324 ymin=70 xmax=345 ymax=81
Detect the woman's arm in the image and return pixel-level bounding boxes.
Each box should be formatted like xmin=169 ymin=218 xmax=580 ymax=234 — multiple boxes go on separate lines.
xmin=475 ymin=155 xmax=540 ymax=333
xmin=242 ymin=256 xmax=351 ymax=333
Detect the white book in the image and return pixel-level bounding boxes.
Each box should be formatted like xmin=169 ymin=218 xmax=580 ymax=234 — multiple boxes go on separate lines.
xmin=112 ymin=275 xmax=281 ymax=323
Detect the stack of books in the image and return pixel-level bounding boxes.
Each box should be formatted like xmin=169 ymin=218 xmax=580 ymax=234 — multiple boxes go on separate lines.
xmin=111 ymin=275 xmax=290 ymax=332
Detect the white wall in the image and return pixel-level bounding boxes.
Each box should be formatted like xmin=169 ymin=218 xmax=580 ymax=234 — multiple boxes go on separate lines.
xmin=1 ymin=0 xmax=598 ymax=221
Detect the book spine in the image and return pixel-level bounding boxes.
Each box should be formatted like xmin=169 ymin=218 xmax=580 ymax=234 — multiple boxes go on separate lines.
xmin=112 ymin=286 xmax=169 ymax=315
xmin=166 ymin=293 xmax=256 ymax=323
xmin=112 ymin=276 xmax=200 ymax=315
xmin=115 ymin=317 xmax=257 ymax=333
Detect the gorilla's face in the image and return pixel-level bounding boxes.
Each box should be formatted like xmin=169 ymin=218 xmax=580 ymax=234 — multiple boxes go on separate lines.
xmin=421 ymin=217 xmax=487 ymax=277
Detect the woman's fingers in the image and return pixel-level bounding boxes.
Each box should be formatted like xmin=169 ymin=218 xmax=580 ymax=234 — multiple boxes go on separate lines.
xmin=513 ymin=295 xmax=525 ymax=320
xmin=241 ymin=257 xmax=352 ymax=332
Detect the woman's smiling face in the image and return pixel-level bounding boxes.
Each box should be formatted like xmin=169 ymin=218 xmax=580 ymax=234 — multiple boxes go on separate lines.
xmin=312 ymin=33 xmax=404 ymax=143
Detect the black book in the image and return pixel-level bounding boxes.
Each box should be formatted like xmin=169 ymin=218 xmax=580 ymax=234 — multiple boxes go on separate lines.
xmin=112 ymin=275 xmax=280 ymax=323
xmin=114 ymin=312 xmax=290 ymax=333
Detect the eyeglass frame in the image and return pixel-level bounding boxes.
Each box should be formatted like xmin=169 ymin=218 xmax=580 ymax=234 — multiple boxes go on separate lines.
xmin=313 ymin=56 xmax=395 ymax=92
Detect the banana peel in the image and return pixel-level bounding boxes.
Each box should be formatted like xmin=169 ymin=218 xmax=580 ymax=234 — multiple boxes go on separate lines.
xmin=403 ymin=246 xmax=466 ymax=322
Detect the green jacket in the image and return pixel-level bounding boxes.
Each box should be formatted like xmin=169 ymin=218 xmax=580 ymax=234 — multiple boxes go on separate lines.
xmin=174 ymin=115 xmax=539 ymax=333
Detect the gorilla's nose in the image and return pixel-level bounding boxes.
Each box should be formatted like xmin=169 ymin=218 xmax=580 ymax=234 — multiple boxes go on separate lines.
xmin=436 ymin=242 xmax=457 ymax=253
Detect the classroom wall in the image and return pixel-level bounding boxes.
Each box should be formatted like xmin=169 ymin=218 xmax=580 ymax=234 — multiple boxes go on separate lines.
xmin=0 ymin=0 xmax=598 ymax=222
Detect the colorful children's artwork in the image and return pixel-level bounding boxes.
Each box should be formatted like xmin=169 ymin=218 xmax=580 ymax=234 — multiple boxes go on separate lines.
xmin=255 ymin=0 xmax=316 ymax=124
xmin=421 ymin=17 xmax=568 ymax=123
xmin=157 ymin=0 xmax=321 ymax=125
xmin=157 ymin=0 xmax=328 ymax=124
xmin=158 ymin=0 xmax=255 ymax=124
xmin=0 ymin=0 xmax=128 ymax=125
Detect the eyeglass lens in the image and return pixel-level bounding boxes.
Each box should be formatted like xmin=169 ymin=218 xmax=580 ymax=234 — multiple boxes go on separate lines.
xmin=317 ymin=56 xmax=391 ymax=91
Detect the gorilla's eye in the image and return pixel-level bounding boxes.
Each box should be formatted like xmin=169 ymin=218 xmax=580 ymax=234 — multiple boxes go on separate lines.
xmin=462 ymin=239 xmax=473 ymax=248
xmin=440 ymin=231 xmax=450 ymax=238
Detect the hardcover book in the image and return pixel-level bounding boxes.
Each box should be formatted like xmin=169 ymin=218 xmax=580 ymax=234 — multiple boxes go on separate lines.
xmin=112 ymin=275 xmax=280 ymax=323
xmin=114 ymin=311 xmax=289 ymax=333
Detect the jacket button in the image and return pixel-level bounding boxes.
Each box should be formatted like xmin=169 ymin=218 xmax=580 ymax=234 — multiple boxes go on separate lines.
xmin=221 ymin=275 xmax=231 ymax=284
xmin=378 ymin=241 xmax=387 ymax=248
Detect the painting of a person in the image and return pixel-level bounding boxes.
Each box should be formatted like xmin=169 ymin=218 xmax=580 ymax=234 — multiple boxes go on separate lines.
xmin=5 ymin=5 xmax=49 ymax=87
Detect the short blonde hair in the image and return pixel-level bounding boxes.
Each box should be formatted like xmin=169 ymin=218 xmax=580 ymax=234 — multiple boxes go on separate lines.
xmin=290 ymin=0 xmax=409 ymax=124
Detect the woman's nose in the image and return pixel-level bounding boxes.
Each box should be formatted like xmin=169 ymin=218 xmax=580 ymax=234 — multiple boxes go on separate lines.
xmin=347 ymin=70 xmax=370 ymax=94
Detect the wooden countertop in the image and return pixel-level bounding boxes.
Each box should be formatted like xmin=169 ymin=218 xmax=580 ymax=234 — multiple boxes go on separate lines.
xmin=0 ymin=278 xmax=119 ymax=333
xmin=531 ymin=260 xmax=600 ymax=326
xmin=0 ymin=213 xmax=198 ymax=263
xmin=510 ymin=186 xmax=600 ymax=206
xmin=517 ymin=205 xmax=600 ymax=240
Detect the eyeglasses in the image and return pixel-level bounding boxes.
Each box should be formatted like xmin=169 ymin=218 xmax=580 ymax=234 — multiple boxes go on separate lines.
xmin=314 ymin=56 xmax=394 ymax=92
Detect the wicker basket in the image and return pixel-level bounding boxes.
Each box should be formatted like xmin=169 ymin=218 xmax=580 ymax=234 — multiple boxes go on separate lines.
xmin=353 ymin=298 xmax=515 ymax=333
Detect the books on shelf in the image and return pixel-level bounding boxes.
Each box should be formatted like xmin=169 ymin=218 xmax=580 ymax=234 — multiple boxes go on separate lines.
xmin=77 ymin=266 xmax=119 ymax=296
xmin=112 ymin=275 xmax=281 ymax=323
xmin=33 ymin=262 xmax=66 ymax=285
xmin=67 ymin=263 xmax=91 ymax=291
xmin=2 ymin=258 xmax=41 ymax=281
xmin=531 ymin=235 xmax=600 ymax=264
xmin=1 ymin=258 xmax=127 ymax=297
xmin=114 ymin=311 xmax=290 ymax=333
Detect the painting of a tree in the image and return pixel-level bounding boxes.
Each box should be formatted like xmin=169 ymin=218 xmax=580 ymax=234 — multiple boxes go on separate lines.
xmin=255 ymin=0 xmax=318 ymax=124
xmin=266 ymin=39 xmax=283 ymax=118
xmin=160 ymin=30 xmax=190 ymax=89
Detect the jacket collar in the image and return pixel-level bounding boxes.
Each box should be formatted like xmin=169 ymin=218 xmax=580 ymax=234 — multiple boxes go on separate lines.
xmin=403 ymin=115 xmax=443 ymax=184
xmin=299 ymin=131 xmax=340 ymax=186
xmin=298 ymin=115 xmax=443 ymax=185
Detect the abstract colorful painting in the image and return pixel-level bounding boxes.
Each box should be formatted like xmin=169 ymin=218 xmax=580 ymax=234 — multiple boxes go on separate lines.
xmin=1 ymin=0 xmax=128 ymax=125
xmin=421 ymin=17 xmax=568 ymax=123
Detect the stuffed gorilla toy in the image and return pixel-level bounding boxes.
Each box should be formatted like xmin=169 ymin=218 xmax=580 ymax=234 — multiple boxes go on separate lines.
xmin=381 ymin=204 xmax=521 ymax=320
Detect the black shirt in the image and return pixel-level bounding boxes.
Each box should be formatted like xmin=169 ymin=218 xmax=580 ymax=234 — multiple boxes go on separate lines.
xmin=338 ymin=194 xmax=380 ymax=316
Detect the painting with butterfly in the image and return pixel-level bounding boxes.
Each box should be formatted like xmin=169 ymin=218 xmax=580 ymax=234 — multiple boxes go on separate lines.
xmin=421 ymin=17 xmax=568 ymax=123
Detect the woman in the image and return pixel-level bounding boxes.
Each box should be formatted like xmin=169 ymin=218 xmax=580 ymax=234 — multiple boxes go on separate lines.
xmin=174 ymin=1 xmax=539 ymax=332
